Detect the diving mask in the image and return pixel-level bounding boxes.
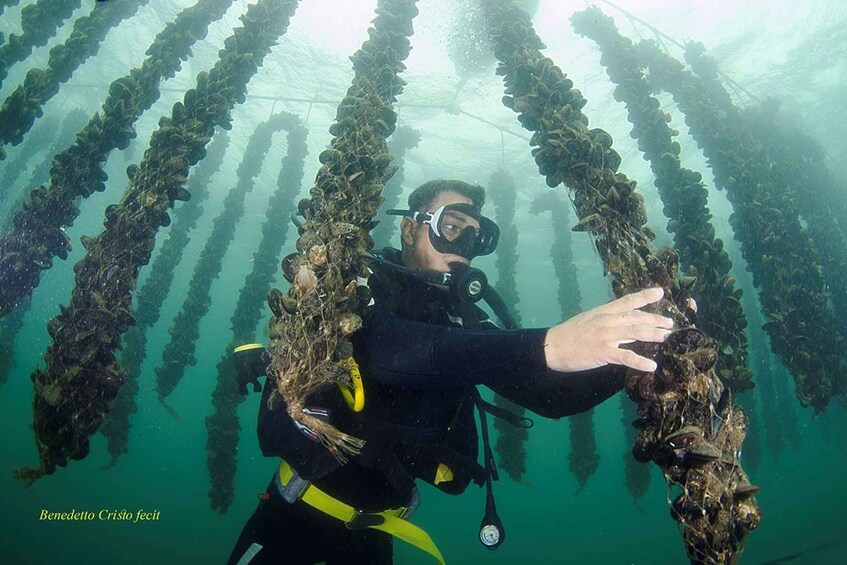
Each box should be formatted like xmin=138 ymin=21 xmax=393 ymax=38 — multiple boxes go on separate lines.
xmin=387 ymin=203 xmax=500 ymax=260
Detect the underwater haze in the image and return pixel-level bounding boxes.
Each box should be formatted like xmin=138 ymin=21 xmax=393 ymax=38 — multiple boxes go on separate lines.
xmin=1 ymin=0 xmax=846 ymax=563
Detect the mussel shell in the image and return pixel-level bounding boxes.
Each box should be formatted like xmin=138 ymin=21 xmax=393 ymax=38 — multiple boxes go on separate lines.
xmin=734 ymin=482 xmax=761 ymax=501
xmin=281 ymin=253 xmax=300 ymax=283
xmin=684 ymin=441 xmax=721 ymax=465
xmin=664 ymin=425 xmax=703 ymax=450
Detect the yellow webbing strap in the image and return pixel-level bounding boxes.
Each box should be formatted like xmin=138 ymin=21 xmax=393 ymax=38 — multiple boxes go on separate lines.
xmin=278 ymin=461 xmax=445 ymax=564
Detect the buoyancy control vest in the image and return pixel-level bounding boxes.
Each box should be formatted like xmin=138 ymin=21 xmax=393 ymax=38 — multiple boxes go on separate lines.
xmin=258 ymin=249 xmax=515 ymax=497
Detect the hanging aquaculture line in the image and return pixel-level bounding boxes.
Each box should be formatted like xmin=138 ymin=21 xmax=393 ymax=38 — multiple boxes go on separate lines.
xmin=0 ymin=0 xmax=82 ymax=98
xmin=206 ymin=113 xmax=308 ymax=514
xmin=26 ymin=109 xmax=90 ymax=194
xmin=101 ymin=129 xmax=231 ymax=468
xmin=488 ymin=169 xmax=530 ymax=482
xmin=684 ymin=43 xmax=847 ymax=342
xmin=619 ymin=395 xmax=650 ymax=505
xmin=636 ymin=39 xmax=847 ymax=412
xmin=0 ymin=112 xmax=90 ymax=387
xmin=0 ymin=116 xmax=59 ymax=208
xmin=571 ymin=8 xmax=753 ymax=393
xmin=481 ymin=1 xmax=760 ymax=562
xmin=0 ymin=0 xmax=149 ymax=156
xmin=265 ymin=0 xmax=418 ymax=459
xmin=530 ymin=189 xmax=600 ymax=492
xmin=0 ymin=0 xmax=238 ymax=318
xmin=155 ymin=112 xmax=298 ymax=415
xmin=595 ymin=0 xmax=760 ymax=104
xmin=369 ymin=125 xmax=421 ymax=248
xmin=14 ymin=0 xmax=300 ymax=487
xmin=62 ymin=82 xmax=533 ymax=141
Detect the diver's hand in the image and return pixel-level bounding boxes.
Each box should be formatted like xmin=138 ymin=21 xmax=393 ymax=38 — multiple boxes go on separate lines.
xmin=543 ymin=287 xmax=673 ymax=373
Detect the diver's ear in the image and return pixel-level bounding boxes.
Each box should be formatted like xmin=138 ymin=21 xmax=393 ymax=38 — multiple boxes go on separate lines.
xmin=401 ymin=217 xmax=415 ymax=247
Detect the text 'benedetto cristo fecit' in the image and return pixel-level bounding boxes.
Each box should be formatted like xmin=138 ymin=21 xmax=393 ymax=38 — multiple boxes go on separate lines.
xmin=39 ymin=509 xmax=160 ymax=523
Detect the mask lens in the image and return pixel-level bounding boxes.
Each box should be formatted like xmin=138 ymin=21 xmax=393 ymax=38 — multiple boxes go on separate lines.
xmin=438 ymin=209 xmax=480 ymax=243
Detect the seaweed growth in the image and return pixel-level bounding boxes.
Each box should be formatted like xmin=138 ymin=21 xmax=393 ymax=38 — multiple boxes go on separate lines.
xmin=266 ymin=0 xmax=418 ymax=459
xmin=0 ymin=0 xmax=148 ymax=154
xmin=14 ymin=0 xmax=300 ymax=486
xmin=637 ymin=39 xmax=847 ymax=411
xmin=155 ymin=112 xmax=296 ymax=413
xmin=101 ymin=130 xmax=231 ymax=468
xmin=0 ymin=0 xmax=237 ymax=317
xmin=369 ymin=125 xmax=420 ymax=248
xmin=206 ymin=113 xmax=308 ymax=513
xmin=481 ymin=1 xmax=760 ymax=561
xmin=529 ymin=189 xmax=599 ymax=491
xmin=0 ymin=0 xmax=82 ymax=97
xmin=572 ymin=9 xmax=752 ymax=393
xmin=488 ymin=169 xmax=529 ymax=482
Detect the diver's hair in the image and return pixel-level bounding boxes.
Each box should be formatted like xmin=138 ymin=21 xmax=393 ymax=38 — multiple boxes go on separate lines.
xmin=407 ymin=179 xmax=486 ymax=212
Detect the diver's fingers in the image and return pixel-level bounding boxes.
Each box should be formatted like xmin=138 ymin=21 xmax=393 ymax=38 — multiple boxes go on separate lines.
xmin=611 ymin=347 xmax=658 ymax=372
xmin=597 ymin=287 xmax=665 ymax=315
xmin=605 ymin=309 xmax=674 ymax=329
xmin=614 ymin=324 xmax=672 ymax=344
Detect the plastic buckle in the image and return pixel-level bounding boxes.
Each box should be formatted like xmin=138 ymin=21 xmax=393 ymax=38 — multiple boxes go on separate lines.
xmin=279 ymin=472 xmax=310 ymax=504
xmin=346 ymin=510 xmax=385 ymax=530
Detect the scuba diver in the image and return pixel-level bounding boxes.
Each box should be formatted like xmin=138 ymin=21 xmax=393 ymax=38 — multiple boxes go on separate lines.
xmin=227 ymin=179 xmax=675 ymax=565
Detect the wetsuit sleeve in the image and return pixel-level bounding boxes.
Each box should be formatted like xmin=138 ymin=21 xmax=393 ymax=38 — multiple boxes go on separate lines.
xmin=350 ymin=302 xmax=549 ymax=389
xmin=474 ymin=320 xmax=626 ymax=418
xmin=351 ymin=304 xmax=625 ymax=418
xmin=485 ymin=365 xmax=626 ymax=419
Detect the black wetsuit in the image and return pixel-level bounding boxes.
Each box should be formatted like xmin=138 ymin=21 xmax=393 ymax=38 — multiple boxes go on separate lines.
xmin=227 ymin=248 xmax=624 ymax=565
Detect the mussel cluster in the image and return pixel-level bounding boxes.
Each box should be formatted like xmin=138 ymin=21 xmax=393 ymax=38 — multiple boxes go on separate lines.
xmin=0 ymin=0 xmax=81 ymax=96
xmin=1 ymin=116 xmax=58 ymax=205
xmin=101 ymin=130 xmax=231 ymax=468
xmin=0 ymin=0 xmax=237 ymax=317
xmin=480 ymin=0 xmax=759 ymax=561
xmin=155 ymin=112 xmax=296 ymax=412
xmin=265 ymin=0 xmax=418 ymax=459
xmin=14 ymin=0 xmax=300 ymax=486
xmin=26 ymin=109 xmax=90 ymax=197
xmin=737 ymin=101 xmax=847 ymax=341
xmin=488 ymin=169 xmax=530 ymax=482
xmin=207 ymin=115 xmax=308 ymax=513
xmin=369 ymin=125 xmax=420 ymax=248
xmin=0 ymin=0 xmax=147 ymax=153
xmin=530 ymin=189 xmax=600 ymax=490
xmin=572 ymin=8 xmax=753 ymax=393
xmin=637 ymin=39 xmax=847 ymax=412
xmin=100 ymin=129 xmax=229 ymax=467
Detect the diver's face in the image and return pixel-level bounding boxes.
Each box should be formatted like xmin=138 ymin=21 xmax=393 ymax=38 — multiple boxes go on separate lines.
xmin=401 ymin=190 xmax=478 ymax=272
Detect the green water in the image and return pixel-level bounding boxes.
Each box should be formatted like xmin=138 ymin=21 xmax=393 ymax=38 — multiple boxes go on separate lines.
xmin=2 ymin=0 xmax=847 ymax=563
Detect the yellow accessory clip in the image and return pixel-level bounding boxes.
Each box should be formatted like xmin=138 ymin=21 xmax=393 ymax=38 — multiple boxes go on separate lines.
xmin=337 ymin=356 xmax=365 ymax=412
xmin=233 ymin=343 xmax=265 ymax=353
xmin=434 ymin=463 xmax=454 ymax=485
xmin=278 ymin=461 xmax=445 ymax=564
